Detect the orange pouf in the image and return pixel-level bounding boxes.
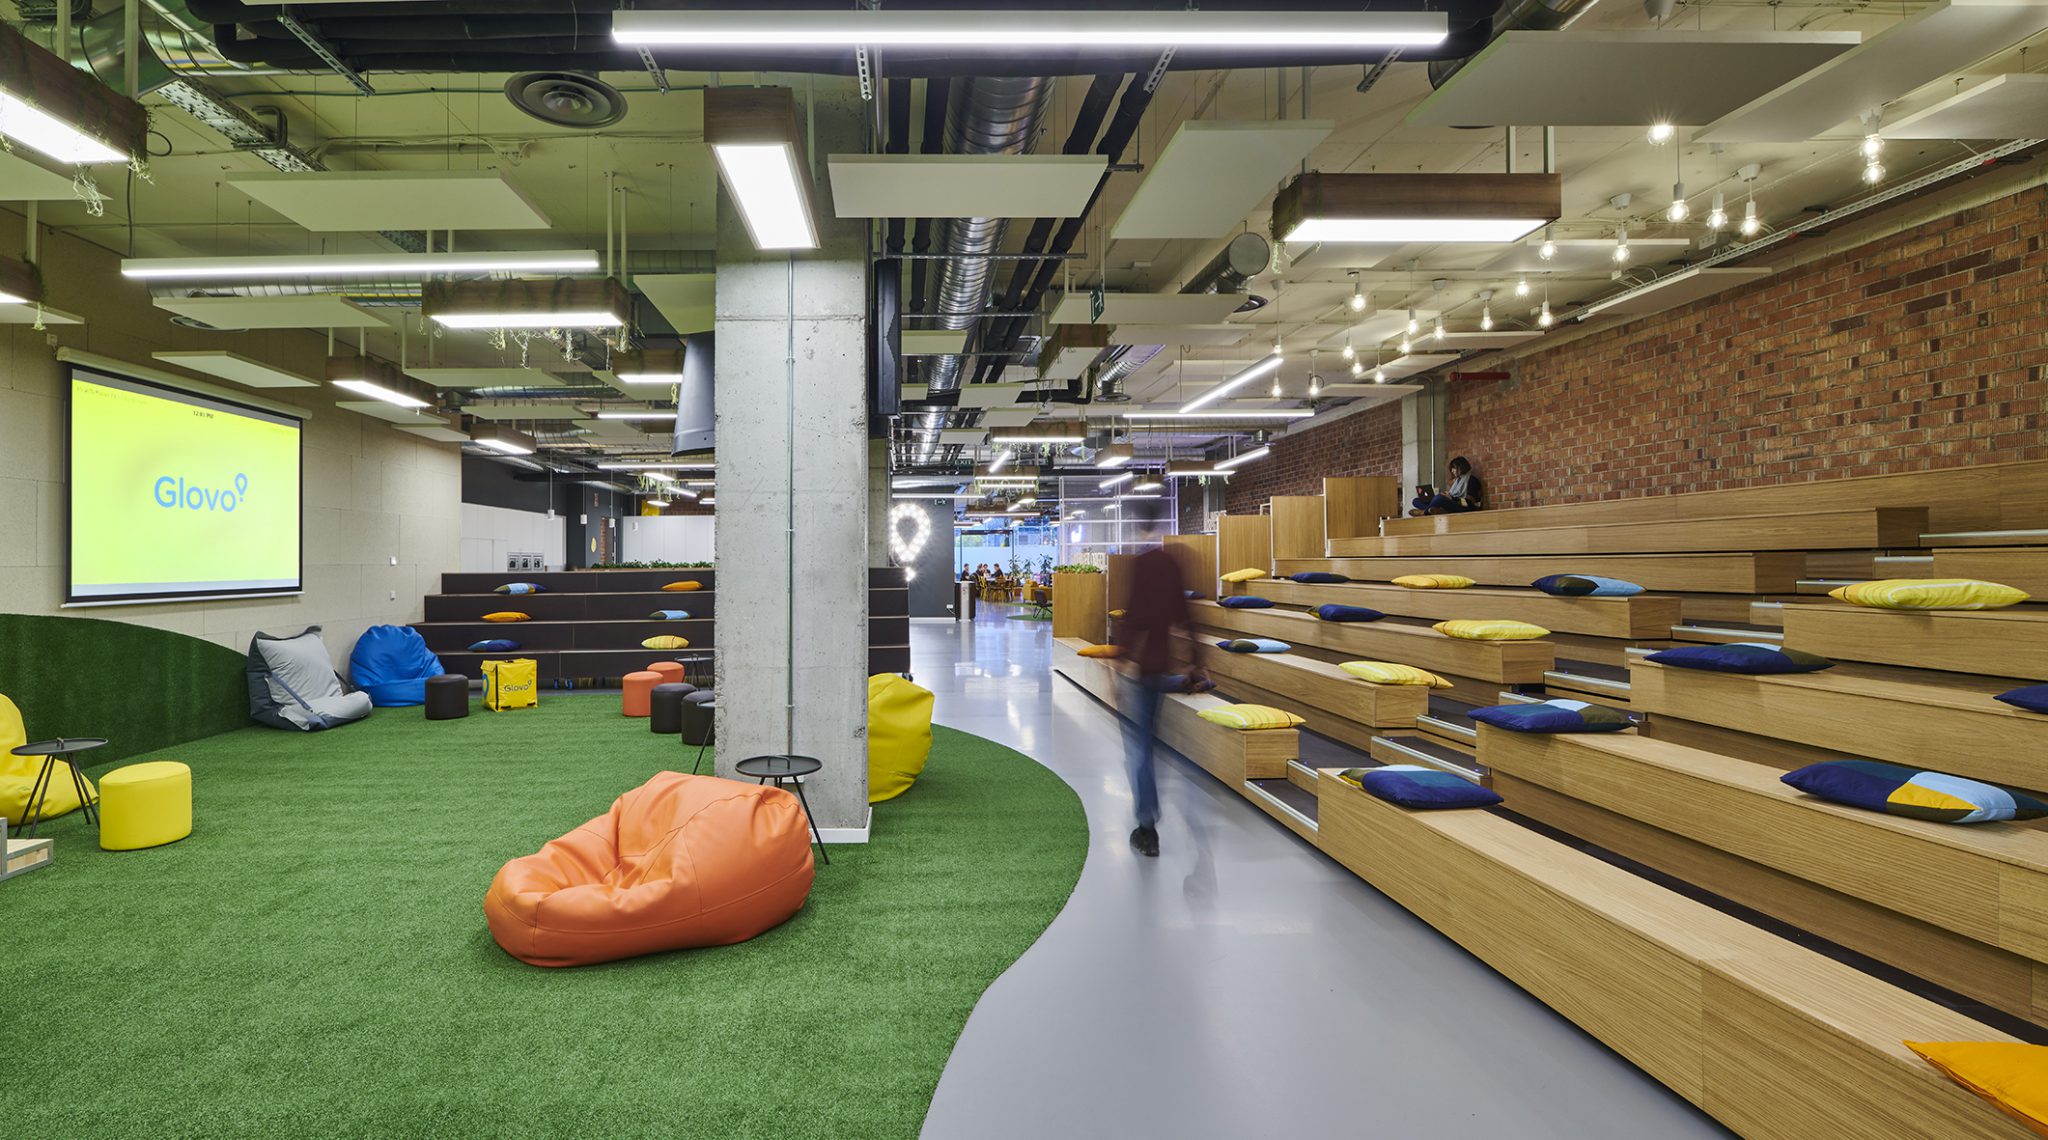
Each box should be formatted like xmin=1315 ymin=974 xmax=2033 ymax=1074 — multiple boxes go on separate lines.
xmin=646 ymin=661 xmax=685 ymax=686
xmin=622 ymin=670 xmax=661 ymax=717
xmin=484 ymin=772 xmax=815 ymax=967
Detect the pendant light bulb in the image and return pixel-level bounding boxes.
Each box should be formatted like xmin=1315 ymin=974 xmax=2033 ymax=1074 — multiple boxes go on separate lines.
xmin=1480 ymin=304 xmax=1494 ymax=332
xmin=1862 ymin=132 xmax=1883 ymax=160
xmin=1515 ymin=275 xmax=1530 ymax=298
xmin=1349 ymin=282 xmax=1366 ymax=312
xmin=1863 ymin=159 xmax=1884 ymax=185
xmin=1350 ymin=359 xmax=1365 ymax=378
xmin=1405 ymin=310 xmax=1419 ymax=336
xmin=1740 ymin=198 xmax=1761 ymax=236
xmin=1537 ymin=227 xmax=1557 ymax=261
xmin=1398 ymin=334 xmax=1412 ymax=354
xmin=1270 ymin=373 xmax=1282 ymax=398
xmin=1612 ymin=229 xmax=1631 ymax=265
xmin=1706 ymin=192 xmax=1727 ymax=231
xmin=1538 ymin=300 xmax=1554 ymax=328
xmin=1341 ymin=339 xmax=1355 ymax=361
xmin=1647 ymin=122 xmax=1674 ymax=145
xmin=1667 ymin=184 xmax=1688 ymax=223
xmin=1432 ymin=316 xmax=1445 ymax=341
xmin=1374 ymin=364 xmax=1387 ymax=383
xmin=1308 ymin=373 xmax=1321 ymax=398
xmin=1272 ymin=334 xmax=1284 ymax=357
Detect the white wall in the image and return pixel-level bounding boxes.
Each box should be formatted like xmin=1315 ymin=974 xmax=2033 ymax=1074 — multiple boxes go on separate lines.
xmin=621 ymin=514 xmax=716 ymax=563
xmin=460 ymin=503 xmax=569 ymax=573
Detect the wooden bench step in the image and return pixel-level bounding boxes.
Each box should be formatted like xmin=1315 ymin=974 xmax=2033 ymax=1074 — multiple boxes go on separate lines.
xmin=1336 ymin=508 xmax=1928 ymax=559
xmin=1245 ymin=777 xmax=1319 ymax=841
xmin=1479 ymin=727 xmax=2048 ymax=1024
xmin=1669 ymin=622 xmax=1784 ymax=646
xmin=1222 ymin=578 xmax=1683 ymax=639
xmin=1054 ymin=638 xmax=1297 ymax=784
xmin=1924 ymin=529 xmax=2048 ymax=548
xmin=1313 ymin=776 xmax=2033 ymax=1139
xmin=1174 ymin=630 xmax=1428 ymax=729
xmin=1276 ymin=552 xmax=1805 ymax=594
xmin=1930 ymin=546 xmax=2048 ymax=598
xmin=1191 ymin=601 xmax=1554 ymax=685
xmin=1782 ymin=601 xmax=2048 ymax=676
xmin=1368 ymin=733 xmax=1480 ymax=780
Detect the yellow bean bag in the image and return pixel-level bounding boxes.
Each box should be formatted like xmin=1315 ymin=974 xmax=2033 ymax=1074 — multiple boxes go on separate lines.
xmin=0 ymin=693 xmax=94 ymax=825
xmin=868 ymin=673 xmax=935 ymax=803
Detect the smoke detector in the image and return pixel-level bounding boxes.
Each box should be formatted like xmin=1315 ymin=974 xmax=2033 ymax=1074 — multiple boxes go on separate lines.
xmin=505 ymin=72 xmax=628 ymax=129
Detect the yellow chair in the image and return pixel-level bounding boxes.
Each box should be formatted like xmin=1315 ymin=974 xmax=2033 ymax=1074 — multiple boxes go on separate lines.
xmin=98 ymin=761 xmax=191 ymax=851
xmin=868 ymin=674 xmax=935 ymax=803
xmin=0 ymin=693 xmax=95 ymax=826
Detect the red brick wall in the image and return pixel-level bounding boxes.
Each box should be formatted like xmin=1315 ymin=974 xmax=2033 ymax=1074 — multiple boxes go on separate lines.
xmin=1221 ymin=402 xmax=1403 ymax=514
xmin=1449 ymin=184 xmax=2048 ymax=509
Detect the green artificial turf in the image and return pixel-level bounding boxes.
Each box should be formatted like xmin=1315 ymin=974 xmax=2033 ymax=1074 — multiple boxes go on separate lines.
xmin=0 ymin=696 xmax=1086 ymax=1138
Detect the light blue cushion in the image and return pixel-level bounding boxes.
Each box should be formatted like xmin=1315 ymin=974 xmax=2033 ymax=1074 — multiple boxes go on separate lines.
xmin=1530 ymin=573 xmax=1645 ymax=597
xmin=649 ymin=609 xmax=693 ymax=620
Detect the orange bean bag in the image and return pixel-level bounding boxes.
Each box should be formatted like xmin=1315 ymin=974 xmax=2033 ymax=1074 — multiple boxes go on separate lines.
xmin=485 ymin=772 xmax=815 ymax=967
xmin=622 ymin=670 xmax=661 ymax=717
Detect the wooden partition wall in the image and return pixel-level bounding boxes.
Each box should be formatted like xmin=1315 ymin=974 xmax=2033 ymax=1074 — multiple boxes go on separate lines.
xmin=1216 ymin=513 xmax=1274 ymax=576
xmin=1323 ymin=477 xmax=1401 ymax=540
xmin=1269 ymin=496 xmax=1328 ymax=561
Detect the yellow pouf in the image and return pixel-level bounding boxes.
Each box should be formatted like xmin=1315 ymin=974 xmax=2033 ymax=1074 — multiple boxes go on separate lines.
xmin=98 ymin=761 xmax=191 ymax=851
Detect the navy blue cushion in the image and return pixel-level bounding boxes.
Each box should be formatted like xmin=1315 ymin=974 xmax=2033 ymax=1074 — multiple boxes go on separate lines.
xmin=1996 ymin=684 xmax=2048 ymax=714
xmin=1530 ymin=573 xmax=1646 ymax=597
xmin=1344 ymin=765 xmax=1502 ymax=810
xmin=1218 ymin=595 xmax=1275 ymax=609
xmin=467 ymin=639 xmax=520 ymax=653
xmin=1290 ymin=571 xmax=1351 ymax=584
xmin=1644 ymin=642 xmax=1833 ymax=674
xmin=1470 ymin=699 xmax=1632 ymax=734
xmin=1782 ymin=759 xmax=2048 ymax=824
xmin=1314 ymin=603 xmax=1384 ymax=623
xmin=1217 ymin=638 xmax=1290 ymax=654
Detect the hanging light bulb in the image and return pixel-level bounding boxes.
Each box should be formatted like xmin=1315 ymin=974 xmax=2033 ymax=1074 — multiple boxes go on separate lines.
xmin=1863 ymin=157 xmax=1884 ymax=185
xmin=1433 ymin=316 xmax=1445 ymax=342
xmin=1341 ymin=338 xmax=1355 ymax=362
xmin=1706 ymin=192 xmax=1727 ymax=231
xmin=1538 ymin=300 xmax=1554 ymax=328
xmin=1515 ymin=275 xmax=1530 ymax=298
xmin=1480 ymin=303 xmax=1494 ymax=332
xmin=1647 ymin=122 xmax=1675 ymax=145
xmin=1270 ymin=373 xmax=1282 ymax=399
xmin=1349 ymin=274 xmax=1366 ymax=312
xmin=1612 ymin=228 xmax=1631 ymax=265
xmin=1398 ymin=333 xmax=1412 ymax=354
xmin=1272 ymin=333 xmax=1285 ymax=358
xmin=1405 ymin=309 xmax=1419 ymax=336
xmin=1374 ymin=364 xmax=1387 ymax=383
xmin=1538 ymin=227 xmax=1557 ymax=261
xmin=1667 ymin=183 xmax=1689 ymax=224
xmin=1862 ymin=131 xmax=1883 ymax=160
xmin=1350 ymin=359 xmax=1365 ymax=378
xmin=1741 ymin=198 xmax=1761 ymax=237
xmin=1308 ymin=372 xmax=1321 ymax=398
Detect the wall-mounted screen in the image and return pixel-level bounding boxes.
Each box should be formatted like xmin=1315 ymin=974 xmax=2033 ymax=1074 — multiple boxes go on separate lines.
xmin=66 ymin=364 xmax=303 ymax=605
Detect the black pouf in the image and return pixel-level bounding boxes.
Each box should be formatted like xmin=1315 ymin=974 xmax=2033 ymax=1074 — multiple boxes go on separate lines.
xmin=425 ymin=674 xmax=470 ymax=721
xmin=680 ymin=699 xmax=714 ymax=748
xmin=649 ymin=683 xmax=691 ymax=735
xmin=684 ymin=689 xmax=717 ymax=705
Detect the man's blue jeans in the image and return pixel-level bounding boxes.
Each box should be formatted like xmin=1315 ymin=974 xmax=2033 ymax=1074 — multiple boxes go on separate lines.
xmin=1118 ymin=673 xmax=1168 ymax=827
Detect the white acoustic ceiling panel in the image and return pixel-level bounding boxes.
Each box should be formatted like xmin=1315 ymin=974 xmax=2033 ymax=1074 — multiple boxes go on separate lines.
xmin=1327 ymin=352 xmax=1460 ymax=382
xmin=1408 ymin=30 xmax=1860 ymax=127
xmin=1315 ymin=308 xmax=1442 ymax=353
xmin=408 ymin=367 xmax=568 ymax=389
xmin=152 ymin=350 xmax=317 ymax=388
xmin=1048 ymin=292 xmax=1246 ymax=325
xmin=902 ymin=383 xmax=930 ymax=401
xmin=336 ymin=401 xmax=450 ymax=425
xmin=396 ymin=423 xmax=474 ymax=443
xmin=1484 ymin=237 xmax=1692 ymax=274
xmin=1700 ymin=1 xmax=2048 ymax=142
xmin=1578 ymin=267 xmax=1774 ymax=319
xmin=0 ymin=303 xmax=80 ymax=325
xmin=1432 ymin=330 xmax=1545 ymax=350
xmin=0 ymin=150 xmax=88 ymax=200
xmin=1109 ymin=324 xmax=1250 ymax=347
xmin=1882 ymin=73 xmax=2048 ymax=139
xmin=903 ymin=329 xmax=970 ymax=356
xmin=1284 ymin=241 xmax=1407 ymax=273
xmin=829 ymin=154 xmax=1106 ymax=218
xmin=1111 ymin=121 xmax=1332 ymax=240
xmin=637 ymin=273 xmax=715 ymax=334
xmin=153 ymin=294 xmax=391 ymax=329
xmin=938 ymin=428 xmax=987 ymax=446
xmin=459 ymin=401 xmax=591 ymax=421
xmin=228 ymin=171 xmax=551 ymax=231
xmin=979 ymin=406 xmax=1040 ymax=428
xmin=958 ymin=381 xmax=1033 ymax=409
xmin=1314 ymin=382 xmax=1425 ymax=399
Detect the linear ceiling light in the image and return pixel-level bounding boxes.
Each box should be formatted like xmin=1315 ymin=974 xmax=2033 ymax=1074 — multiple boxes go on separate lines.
xmin=610 ymin=346 xmax=688 ymax=384
xmin=614 ymin=9 xmax=1446 ymax=49
xmin=326 ymin=356 xmax=434 ymax=408
xmin=1166 ymin=465 xmax=1231 ymax=478
xmin=989 ymin=425 xmax=1086 ymax=444
xmin=597 ymin=461 xmax=715 ymax=470
xmin=1179 ymin=353 xmax=1282 ymax=413
xmin=1272 ymin=172 xmax=1561 ymax=245
xmin=1099 ymin=471 xmax=1137 ymax=490
xmin=470 ymin=422 xmax=537 ymax=456
xmin=593 ymin=411 xmax=675 ymax=421
xmin=424 ymin=277 xmax=629 ymax=330
xmin=1094 ymin=443 xmax=1133 ymax=468
xmin=1122 ymin=411 xmax=1313 ymax=420
xmin=1133 ymin=481 xmax=1165 ymax=492
xmin=119 ymin=250 xmax=601 ymax=281
xmin=704 ymin=86 xmax=817 ymax=251
xmin=1215 ymin=445 xmax=1272 ymax=471
xmin=0 ymin=23 xmax=144 ymax=165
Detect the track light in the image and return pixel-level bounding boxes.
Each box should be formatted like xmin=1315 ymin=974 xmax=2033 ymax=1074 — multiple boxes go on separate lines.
xmin=1706 ymin=192 xmax=1727 ymax=231
xmin=1740 ymin=199 xmax=1761 ymax=237
xmin=1515 ymin=275 xmax=1530 ymax=298
xmin=1537 ymin=228 xmax=1557 ymax=261
xmin=1612 ymin=228 xmax=1630 ymax=265
xmin=1667 ymin=184 xmax=1688 ymax=224
xmin=1647 ymin=122 xmax=1674 ymax=145
xmin=1538 ymin=300 xmax=1554 ymax=328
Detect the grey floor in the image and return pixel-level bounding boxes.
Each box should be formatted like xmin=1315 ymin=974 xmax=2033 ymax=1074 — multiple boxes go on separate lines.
xmin=916 ymin=611 xmax=1732 ymax=1139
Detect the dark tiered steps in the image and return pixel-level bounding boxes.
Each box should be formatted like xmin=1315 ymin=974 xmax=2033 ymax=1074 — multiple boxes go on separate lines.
xmin=417 ymin=569 xmax=717 ymax=683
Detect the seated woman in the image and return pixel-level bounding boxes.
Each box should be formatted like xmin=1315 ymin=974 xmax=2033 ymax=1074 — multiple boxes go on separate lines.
xmin=1410 ymin=456 xmax=1484 ymax=515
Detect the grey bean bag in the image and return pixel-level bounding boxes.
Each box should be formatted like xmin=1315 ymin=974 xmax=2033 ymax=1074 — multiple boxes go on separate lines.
xmin=247 ymin=626 xmax=373 ymax=731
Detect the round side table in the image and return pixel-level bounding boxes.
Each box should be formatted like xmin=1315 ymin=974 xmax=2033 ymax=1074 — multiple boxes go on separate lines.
xmin=732 ymin=754 xmax=829 ymax=865
xmin=11 ymin=737 xmax=107 ymax=837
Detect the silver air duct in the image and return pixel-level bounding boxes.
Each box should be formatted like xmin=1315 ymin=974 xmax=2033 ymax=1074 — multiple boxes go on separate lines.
xmin=671 ymin=333 xmax=714 ymax=457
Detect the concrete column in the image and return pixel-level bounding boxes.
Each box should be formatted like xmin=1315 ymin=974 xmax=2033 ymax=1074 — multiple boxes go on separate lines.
xmin=713 ymin=82 xmax=871 ymax=835
xmin=1402 ymin=381 xmax=1450 ymax=500
xmin=868 ymin=437 xmax=892 ymax=565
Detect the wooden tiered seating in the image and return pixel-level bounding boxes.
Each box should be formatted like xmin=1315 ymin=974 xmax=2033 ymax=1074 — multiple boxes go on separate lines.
xmin=1931 ymin=546 xmax=2048 ymax=599
xmin=1054 ymin=638 xmax=1296 ymax=785
xmin=1189 ymin=601 xmax=1554 ymax=685
xmin=1315 ymin=776 xmax=2032 ymax=1139
xmin=1170 ymin=631 xmax=1425 ymax=729
xmin=1781 ymin=602 xmax=2048 ymax=677
xmin=1479 ymin=728 xmax=2048 ymax=1024
xmin=1224 ymin=578 xmax=1682 ymax=639
xmin=1275 ymin=553 xmax=1805 ymax=594
xmin=1336 ymin=508 xmax=1928 ymax=559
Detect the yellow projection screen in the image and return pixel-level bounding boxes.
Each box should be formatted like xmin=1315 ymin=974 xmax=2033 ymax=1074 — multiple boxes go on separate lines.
xmin=67 ymin=365 xmax=303 ymax=605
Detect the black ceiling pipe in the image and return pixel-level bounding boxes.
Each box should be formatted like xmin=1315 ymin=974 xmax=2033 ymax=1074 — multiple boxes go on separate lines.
xmin=907 ymin=76 xmax=952 ymax=315
xmin=884 ymin=75 xmax=913 ymax=256
xmin=982 ymin=70 xmax=1123 ymax=326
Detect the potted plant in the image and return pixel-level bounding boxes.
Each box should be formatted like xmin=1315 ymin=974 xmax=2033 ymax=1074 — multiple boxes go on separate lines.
xmin=1051 ymin=562 xmax=1108 ymax=642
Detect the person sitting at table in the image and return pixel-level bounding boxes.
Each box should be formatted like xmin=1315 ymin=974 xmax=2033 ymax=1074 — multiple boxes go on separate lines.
xmin=1410 ymin=456 xmax=1484 ymax=516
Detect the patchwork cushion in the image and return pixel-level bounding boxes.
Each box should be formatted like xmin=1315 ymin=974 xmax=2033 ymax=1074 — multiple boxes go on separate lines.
xmin=1904 ymin=1041 xmax=2048 ymax=1137
xmin=1220 ymin=568 xmax=1269 ymax=583
xmin=1391 ymin=574 xmax=1475 ymax=590
xmin=1076 ymin=644 xmax=1121 ymax=659
xmin=494 ymin=582 xmax=546 ymax=595
xmin=482 ymin=612 xmax=530 ymax=623
xmin=1433 ymin=619 xmax=1549 ymax=641
xmin=641 ymin=636 xmax=691 ymax=650
xmin=1644 ymin=642 xmax=1832 ymax=674
xmin=649 ymin=609 xmax=693 ymax=620
xmin=662 ymin=581 xmax=704 ymax=592
xmin=1470 ymin=699 xmax=1632 ymax=734
xmin=1530 ymin=574 xmax=1644 ymax=597
xmin=1339 ymin=765 xmax=1502 ymax=810
xmin=1218 ymin=595 xmax=1275 ymax=609
xmin=1196 ymin=704 xmax=1306 ymax=730
xmin=1338 ymin=661 xmax=1452 ymax=688
xmin=1290 ymin=571 xmax=1351 ymax=584
xmin=1828 ymin=578 xmax=2030 ymax=610
xmin=1995 ymin=684 xmax=2048 ymax=714
xmin=1217 ymin=638 xmax=1290 ymax=654
xmin=1781 ymin=759 xmax=2048 ymax=824
xmin=1314 ymin=603 xmax=1384 ymax=623
xmin=468 ymin=639 xmax=521 ymax=653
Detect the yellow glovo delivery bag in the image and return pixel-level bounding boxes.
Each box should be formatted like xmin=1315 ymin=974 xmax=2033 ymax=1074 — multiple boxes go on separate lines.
xmin=481 ymin=658 xmax=538 ymax=712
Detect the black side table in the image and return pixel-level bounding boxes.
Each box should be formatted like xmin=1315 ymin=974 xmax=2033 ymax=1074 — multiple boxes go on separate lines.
xmin=12 ymin=737 xmax=107 ymax=837
xmin=733 ymin=754 xmax=829 ymax=865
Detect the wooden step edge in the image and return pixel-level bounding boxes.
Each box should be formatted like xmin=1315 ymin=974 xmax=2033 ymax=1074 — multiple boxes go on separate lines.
xmin=1669 ymin=624 xmax=1785 ymax=644
xmin=1243 ymin=779 xmax=1319 ymax=840
xmin=1542 ymin=668 xmax=1632 ymax=695
xmin=1285 ymin=759 xmax=1322 ymax=792
xmin=1417 ymin=714 xmax=1477 ymax=745
xmin=1370 ymin=734 xmax=1483 ymax=781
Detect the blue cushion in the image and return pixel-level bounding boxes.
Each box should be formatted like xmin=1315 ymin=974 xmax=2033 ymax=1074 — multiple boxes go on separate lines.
xmin=1782 ymin=759 xmax=2048 ymax=824
xmin=1314 ymin=603 xmax=1384 ymax=623
xmin=468 ymin=639 xmax=520 ymax=653
xmin=494 ymin=582 xmax=546 ymax=595
xmin=649 ymin=609 xmax=693 ymax=620
xmin=1470 ymin=699 xmax=1632 ymax=734
xmin=1530 ymin=574 xmax=1645 ymax=597
xmin=1217 ymin=638 xmax=1291 ymax=654
xmin=1346 ymin=765 xmax=1502 ymax=810
xmin=1218 ymin=595 xmax=1274 ymax=609
xmin=1290 ymin=571 xmax=1351 ymax=584
xmin=1644 ymin=642 xmax=1832 ymax=674
xmin=1996 ymin=684 xmax=2048 ymax=714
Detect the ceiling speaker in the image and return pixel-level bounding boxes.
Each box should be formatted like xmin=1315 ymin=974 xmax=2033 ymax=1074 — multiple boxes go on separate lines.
xmin=504 ymin=72 xmax=628 ymax=129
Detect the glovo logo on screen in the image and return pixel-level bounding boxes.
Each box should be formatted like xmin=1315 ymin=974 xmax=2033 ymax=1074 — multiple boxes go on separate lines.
xmin=154 ymin=472 xmax=250 ymax=512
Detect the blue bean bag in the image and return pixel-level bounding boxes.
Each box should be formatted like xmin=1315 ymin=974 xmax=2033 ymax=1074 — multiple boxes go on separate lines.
xmin=349 ymin=624 xmax=446 ymax=707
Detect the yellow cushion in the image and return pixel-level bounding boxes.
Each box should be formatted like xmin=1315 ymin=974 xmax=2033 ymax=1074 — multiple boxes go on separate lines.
xmin=662 ymin=581 xmax=704 ymax=592
xmin=1196 ymin=704 xmax=1305 ymax=730
xmin=98 ymin=761 xmax=191 ymax=851
xmin=1433 ymin=619 xmax=1550 ymax=641
xmin=1392 ymin=574 xmax=1476 ymax=590
xmin=868 ymin=673 xmax=935 ymax=804
xmin=1220 ymin=568 xmax=1269 ymax=583
xmin=481 ymin=658 xmax=538 ymax=712
xmin=1905 ymin=1041 xmax=2048 ymax=1137
xmin=1108 ymin=609 xmax=1127 ymax=618
xmin=1076 ymin=643 xmax=1121 ymax=659
xmin=642 ymin=635 xmax=690 ymax=650
xmin=1338 ymin=661 xmax=1453 ymax=688
xmin=481 ymin=611 xmax=530 ymax=623
xmin=1828 ymin=578 xmax=2030 ymax=611
xmin=0 ymin=693 xmax=95 ymax=825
